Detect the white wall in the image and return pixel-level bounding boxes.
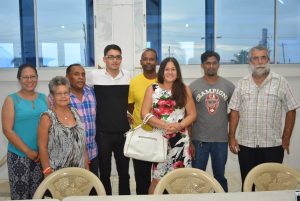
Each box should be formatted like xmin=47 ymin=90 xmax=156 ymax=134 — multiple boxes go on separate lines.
xmin=94 ymin=0 xmax=145 ymax=71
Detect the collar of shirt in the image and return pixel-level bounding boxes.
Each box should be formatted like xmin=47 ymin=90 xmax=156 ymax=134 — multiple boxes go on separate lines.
xmin=104 ymin=69 xmax=124 ymax=80
xmin=69 ymin=86 xmax=93 ymax=102
xmin=244 ymin=72 xmax=280 ymax=87
xmin=86 ymin=68 xmax=130 ymax=86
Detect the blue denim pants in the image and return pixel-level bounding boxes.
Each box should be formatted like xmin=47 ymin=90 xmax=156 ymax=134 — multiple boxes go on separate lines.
xmin=192 ymin=140 xmax=228 ymax=192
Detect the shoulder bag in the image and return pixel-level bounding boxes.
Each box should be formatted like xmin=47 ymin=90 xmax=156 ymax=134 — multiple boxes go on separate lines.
xmin=123 ymin=113 xmax=168 ymax=162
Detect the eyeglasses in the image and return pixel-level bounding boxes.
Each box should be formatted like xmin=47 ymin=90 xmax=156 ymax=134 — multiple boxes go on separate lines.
xmin=250 ymin=56 xmax=269 ymax=63
xmin=21 ymin=75 xmax=37 ymax=81
xmin=54 ymin=92 xmax=70 ymax=97
xmin=203 ymin=61 xmax=219 ymax=66
xmin=106 ymin=55 xmax=122 ymax=61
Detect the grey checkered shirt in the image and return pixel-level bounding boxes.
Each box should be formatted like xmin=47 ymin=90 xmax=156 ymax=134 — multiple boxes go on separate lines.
xmin=229 ymin=72 xmax=299 ymax=148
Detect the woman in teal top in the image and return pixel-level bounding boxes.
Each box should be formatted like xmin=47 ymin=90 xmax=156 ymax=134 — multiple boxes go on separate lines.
xmin=1 ymin=64 xmax=48 ymax=200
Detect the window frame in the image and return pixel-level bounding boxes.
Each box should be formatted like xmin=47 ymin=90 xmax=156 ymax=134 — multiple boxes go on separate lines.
xmin=147 ymin=0 xmax=299 ymax=65
xmin=0 ymin=0 xmax=94 ymax=68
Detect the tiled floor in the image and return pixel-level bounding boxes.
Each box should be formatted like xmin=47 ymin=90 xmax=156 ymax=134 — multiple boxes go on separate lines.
xmin=0 ymin=180 xmax=10 ymax=200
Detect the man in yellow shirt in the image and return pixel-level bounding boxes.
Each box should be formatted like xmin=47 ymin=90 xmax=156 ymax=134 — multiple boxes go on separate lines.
xmin=128 ymin=48 xmax=158 ymax=194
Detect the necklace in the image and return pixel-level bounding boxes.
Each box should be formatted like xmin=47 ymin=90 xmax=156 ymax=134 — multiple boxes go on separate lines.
xmin=61 ymin=112 xmax=70 ymax=120
xmin=58 ymin=113 xmax=69 ymax=121
xmin=54 ymin=108 xmax=71 ymax=121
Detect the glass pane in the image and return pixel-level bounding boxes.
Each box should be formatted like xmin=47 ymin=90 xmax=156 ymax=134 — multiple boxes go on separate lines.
xmin=36 ymin=0 xmax=87 ymax=67
xmin=277 ymin=0 xmax=300 ymax=64
xmin=146 ymin=0 xmax=161 ymax=61
xmin=161 ymin=0 xmax=205 ymax=64
xmin=0 ymin=1 xmax=21 ymax=68
xmin=215 ymin=0 xmax=275 ymax=64
xmin=41 ymin=43 xmax=58 ymax=66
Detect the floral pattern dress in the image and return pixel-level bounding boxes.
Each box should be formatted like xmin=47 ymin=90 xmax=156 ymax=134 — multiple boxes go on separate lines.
xmin=151 ymin=83 xmax=192 ymax=179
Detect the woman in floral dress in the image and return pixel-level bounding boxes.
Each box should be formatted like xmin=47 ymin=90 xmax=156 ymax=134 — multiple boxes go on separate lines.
xmin=141 ymin=57 xmax=196 ymax=194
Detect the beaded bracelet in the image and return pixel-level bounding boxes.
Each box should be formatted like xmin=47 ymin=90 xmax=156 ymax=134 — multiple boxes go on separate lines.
xmin=43 ymin=167 xmax=51 ymax=174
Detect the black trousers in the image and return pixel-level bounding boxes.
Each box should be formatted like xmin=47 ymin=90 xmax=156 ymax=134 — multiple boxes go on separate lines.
xmin=90 ymin=156 xmax=99 ymax=177
xmin=96 ymin=131 xmax=130 ymax=195
xmin=132 ymin=159 xmax=152 ymax=194
xmin=89 ymin=157 xmax=99 ymax=195
xmin=238 ymin=145 xmax=284 ymax=191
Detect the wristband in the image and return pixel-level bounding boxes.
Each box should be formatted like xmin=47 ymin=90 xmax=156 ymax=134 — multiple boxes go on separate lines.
xmin=43 ymin=167 xmax=51 ymax=174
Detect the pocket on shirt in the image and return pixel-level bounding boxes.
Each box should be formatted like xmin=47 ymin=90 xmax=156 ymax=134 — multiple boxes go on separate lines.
xmin=265 ymin=88 xmax=281 ymax=109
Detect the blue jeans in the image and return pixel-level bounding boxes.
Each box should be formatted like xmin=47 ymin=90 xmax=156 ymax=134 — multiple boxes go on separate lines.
xmin=192 ymin=141 xmax=228 ymax=192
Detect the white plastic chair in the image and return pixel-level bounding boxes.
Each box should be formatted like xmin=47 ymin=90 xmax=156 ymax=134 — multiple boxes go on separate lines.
xmin=243 ymin=162 xmax=300 ymax=192
xmin=154 ymin=168 xmax=224 ymax=194
xmin=0 ymin=154 xmax=10 ymax=197
xmin=0 ymin=154 xmax=7 ymax=167
xmin=33 ymin=167 xmax=106 ymax=200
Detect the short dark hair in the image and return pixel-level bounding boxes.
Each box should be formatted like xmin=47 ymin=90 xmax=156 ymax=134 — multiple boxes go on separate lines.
xmin=66 ymin=63 xmax=83 ymax=75
xmin=201 ymin=51 xmax=220 ymax=63
xmin=104 ymin=44 xmax=122 ymax=56
xmin=141 ymin=48 xmax=158 ymax=61
xmin=17 ymin=63 xmax=37 ymax=80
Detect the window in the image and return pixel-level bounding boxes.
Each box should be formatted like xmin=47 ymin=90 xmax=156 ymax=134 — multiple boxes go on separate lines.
xmin=161 ymin=0 xmax=205 ymax=64
xmin=147 ymin=0 xmax=300 ymax=65
xmin=36 ymin=0 xmax=88 ymax=67
xmin=215 ymin=0 xmax=275 ymax=64
xmin=147 ymin=0 xmax=205 ymax=64
xmin=277 ymin=0 xmax=300 ymax=64
xmin=0 ymin=0 xmax=93 ymax=68
xmin=0 ymin=1 xmax=21 ymax=68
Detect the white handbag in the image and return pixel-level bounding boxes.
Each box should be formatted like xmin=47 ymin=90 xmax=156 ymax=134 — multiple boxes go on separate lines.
xmin=123 ymin=113 xmax=168 ymax=163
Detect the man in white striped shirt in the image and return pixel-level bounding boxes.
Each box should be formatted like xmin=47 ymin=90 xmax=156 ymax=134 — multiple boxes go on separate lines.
xmin=228 ymin=45 xmax=299 ymax=190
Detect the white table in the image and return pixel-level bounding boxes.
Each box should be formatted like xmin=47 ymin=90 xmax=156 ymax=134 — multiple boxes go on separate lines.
xmin=62 ymin=190 xmax=296 ymax=201
xmin=5 ymin=199 xmax=59 ymax=201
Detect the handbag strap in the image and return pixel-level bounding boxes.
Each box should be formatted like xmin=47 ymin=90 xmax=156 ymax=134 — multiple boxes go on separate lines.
xmin=142 ymin=113 xmax=154 ymax=125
